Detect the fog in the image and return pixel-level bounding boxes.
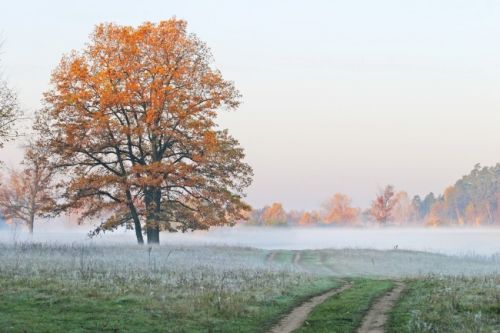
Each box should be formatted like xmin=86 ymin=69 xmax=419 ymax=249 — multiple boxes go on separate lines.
xmin=1 ymin=224 xmax=499 ymax=256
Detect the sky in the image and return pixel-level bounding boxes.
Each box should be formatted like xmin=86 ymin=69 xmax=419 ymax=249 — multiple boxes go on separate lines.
xmin=1 ymin=0 xmax=500 ymax=210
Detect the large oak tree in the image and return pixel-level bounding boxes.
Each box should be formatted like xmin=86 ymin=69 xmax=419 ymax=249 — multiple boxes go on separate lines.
xmin=35 ymin=19 xmax=252 ymax=244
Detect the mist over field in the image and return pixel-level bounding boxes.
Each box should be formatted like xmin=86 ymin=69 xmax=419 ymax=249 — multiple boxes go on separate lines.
xmin=1 ymin=223 xmax=499 ymax=256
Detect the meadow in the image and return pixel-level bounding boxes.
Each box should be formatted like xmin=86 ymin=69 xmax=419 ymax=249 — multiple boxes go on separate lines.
xmin=0 ymin=239 xmax=498 ymax=332
xmin=1 ymin=3 xmax=499 ymax=333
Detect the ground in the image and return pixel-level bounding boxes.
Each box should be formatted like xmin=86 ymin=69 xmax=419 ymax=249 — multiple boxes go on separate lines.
xmin=0 ymin=242 xmax=498 ymax=332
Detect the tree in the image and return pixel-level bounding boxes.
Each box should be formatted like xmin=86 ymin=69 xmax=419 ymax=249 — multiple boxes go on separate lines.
xmin=322 ymin=193 xmax=359 ymax=225
xmin=369 ymin=185 xmax=397 ymax=224
xmin=261 ymin=203 xmax=287 ymax=226
xmin=0 ymin=142 xmax=54 ymax=233
xmin=391 ymin=191 xmax=416 ymax=224
xmin=420 ymin=192 xmax=436 ymax=219
xmin=411 ymin=195 xmax=423 ymax=221
xmin=247 ymin=207 xmax=265 ymax=225
xmin=35 ymin=19 xmax=252 ymax=244
xmin=287 ymin=209 xmax=302 ymax=225
xmin=298 ymin=211 xmax=321 ymax=226
xmin=443 ymin=186 xmax=463 ymax=225
xmin=0 ymin=54 xmax=22 ymax=149
xmin=426 ymin=199 xmax=447 ymax=227
xmin=429 ymin=164 xmax=500 ymax=226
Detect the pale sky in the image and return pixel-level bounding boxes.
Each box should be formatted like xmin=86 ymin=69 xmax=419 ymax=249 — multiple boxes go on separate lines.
xmin=1 ymin=0 xmax=500 ymax=210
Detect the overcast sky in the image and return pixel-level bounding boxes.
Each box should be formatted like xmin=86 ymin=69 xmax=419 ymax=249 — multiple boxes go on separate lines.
xmin=1 ymin=0 xmax=500 ymax=210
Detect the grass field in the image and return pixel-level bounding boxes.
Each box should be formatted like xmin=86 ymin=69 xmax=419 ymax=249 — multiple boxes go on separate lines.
xmin=0 ymin=243 xmax=340 ymax=333
xmin=0 ymin=242 xmax=498 ymax=332
xmin=388 ymin=276 xmax=500 ymax=333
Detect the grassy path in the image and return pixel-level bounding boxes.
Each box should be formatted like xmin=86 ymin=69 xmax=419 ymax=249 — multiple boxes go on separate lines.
xmin=267 ymin=251 xmax=277 ymax=262
xmin=293 ymin=252 xmax=301 ymax=264
xmin=294 ymin=279 xmax=394 ymax=333
xmin=356 ymin=282 xmax=405 ymax=333
xmin=267 ymin=251 xmax=403 ymax=333
xmin=269 ymin=282 xmax=352 ymax=333
xmin=268 ymin=250 xmax=499 ymax=333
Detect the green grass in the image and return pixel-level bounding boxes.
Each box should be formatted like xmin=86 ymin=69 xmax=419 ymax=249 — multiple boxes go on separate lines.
xmin=1 ymin=244 xmax=498 ymax=332
xmin=297 ymin=251 xmax=334 ymax=275
xmin=0 ymin=276 xmax=342 ymax=333
xmin=0 ymin=244 xmax=342 ymax=333
xmin=388 ymin=276 xmax=500 ymax=333
xmin=271 ymin=251 xmax=295 ymax=264
xmin=295 ymin=279 xmax=394 ymax=333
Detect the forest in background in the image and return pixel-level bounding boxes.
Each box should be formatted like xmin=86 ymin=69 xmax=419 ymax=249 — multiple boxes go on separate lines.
xmin=246 ymin=164 xmax=500 ymax=227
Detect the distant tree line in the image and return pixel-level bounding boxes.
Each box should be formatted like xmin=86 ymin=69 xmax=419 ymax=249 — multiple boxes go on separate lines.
xmin=247 ymin=165 xmax=500 ymax=227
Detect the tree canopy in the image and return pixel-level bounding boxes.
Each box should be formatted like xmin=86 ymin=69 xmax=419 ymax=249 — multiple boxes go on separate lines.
xmin=35 ymin=19 xmax=252 ymax=243
xmin=0 ymin=142 xmax=55 ymax=233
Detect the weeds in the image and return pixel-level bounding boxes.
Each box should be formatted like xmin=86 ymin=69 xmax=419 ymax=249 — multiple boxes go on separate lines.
xmin=388 ymin=276 xmax=500 ymax=332
xmin=0 ymin=242 xmax=336 ymax=332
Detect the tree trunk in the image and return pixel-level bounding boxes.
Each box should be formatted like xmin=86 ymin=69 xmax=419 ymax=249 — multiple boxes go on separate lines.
xmin=455 ymin=206 xmax=463 ymax=225
xmin=126 ymin=189 xmax=144 ymax=244
xmin=486 ymin=203 xmax=493 ymax=225
xmin=145 ymin=188 xmax=160 ymax=244
xmin=146 ymin=225 xmax=160 ymax=244
xmin=28 ymin=213 xmax=34 ymax=234
xmin=130 ymin=206 xmax=144 ymax=244
xmin=134 ymin=220 xmax=144 ymax=244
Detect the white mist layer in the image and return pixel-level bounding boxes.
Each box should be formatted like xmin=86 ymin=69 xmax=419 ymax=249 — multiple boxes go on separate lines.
xmin=1 ymin=224 xmax=499 ymax=256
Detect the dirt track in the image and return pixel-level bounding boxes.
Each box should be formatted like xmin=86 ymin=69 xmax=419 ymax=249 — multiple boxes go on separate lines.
xmin=269 ymin=282 xmax=352 ymax=333
xmin=356 ymin=282 xmax=405 ymax=333
xmin=267 ymin=251 xmax=277 ymax=262
xmin=293 ymin=252 xmax=301 ymax=264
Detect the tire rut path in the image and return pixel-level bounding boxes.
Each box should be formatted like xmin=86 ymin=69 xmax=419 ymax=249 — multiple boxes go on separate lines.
xmin=356 ymin=281 xmax=405 ymax=333
xmin=293 ymin=252 xmax=301 ymax=264
xmin=267 ymin=251 xmax=277 ymax=263
xmin=269 ymin=282 xmax=353 ymax=333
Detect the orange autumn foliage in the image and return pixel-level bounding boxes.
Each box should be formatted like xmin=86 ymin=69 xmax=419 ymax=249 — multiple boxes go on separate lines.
xmin=298 ymin=211 xmax=321 ymax=226
xmin=322 ymin=193 xmax=359 ymax=225
xmin=425 ymin=200 xmax=448 ymax=227
xmin=261 ymin=203 xmax=287 ymax=225
xmin=35 ymin=19 xmax=252 ymax=244
xmin=370 ymin=185 xmax=397 ymax=224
